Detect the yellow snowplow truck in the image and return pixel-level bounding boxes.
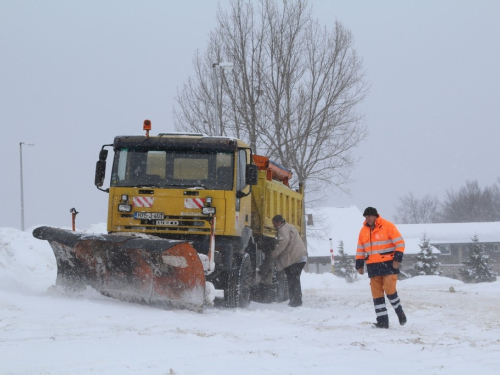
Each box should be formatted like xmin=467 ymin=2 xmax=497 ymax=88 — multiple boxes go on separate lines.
xmin=33 ymin=121 xmax=304 ymax=312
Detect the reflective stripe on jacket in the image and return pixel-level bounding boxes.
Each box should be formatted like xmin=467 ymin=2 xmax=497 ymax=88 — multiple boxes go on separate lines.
xmin=355 ymin=216 xmax=405 ymax=277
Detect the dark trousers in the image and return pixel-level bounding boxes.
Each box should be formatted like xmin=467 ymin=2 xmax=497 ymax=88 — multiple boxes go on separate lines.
xmin=284 ymin=262 xmax=306 ymax=306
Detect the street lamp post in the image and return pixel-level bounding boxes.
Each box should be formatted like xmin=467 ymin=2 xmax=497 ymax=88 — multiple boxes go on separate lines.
xmin=212 ymin=62 xmax=233 ymax=136
xmin=20 ymin=142 xmax=35 ymax=231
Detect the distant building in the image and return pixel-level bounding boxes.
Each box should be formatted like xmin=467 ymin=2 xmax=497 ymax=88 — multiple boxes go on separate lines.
xmin=306 ymin=206 xmax=500 ymax=279
xmin=397 ymin=222 xmax=500 ymax=278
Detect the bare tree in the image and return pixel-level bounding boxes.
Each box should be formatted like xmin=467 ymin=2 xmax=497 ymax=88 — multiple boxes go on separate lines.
xmin=174 ymin=0 xmax=368 ymax=201
xmin=439 ymin=180 xmax=500 ymax=222
xmin=394 ymin=192 xmax=439 ymax=224
xmin=174 ymin=0 xmax=267 ymax=150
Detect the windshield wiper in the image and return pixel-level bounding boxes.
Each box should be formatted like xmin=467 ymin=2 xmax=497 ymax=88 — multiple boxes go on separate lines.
xmin=167 ymin=184 xmax=207 ymax=190
xmin=136 ymin=184 xmax=161 ymax=188
xmin=187 ymin=185 xmax=207 ymax=190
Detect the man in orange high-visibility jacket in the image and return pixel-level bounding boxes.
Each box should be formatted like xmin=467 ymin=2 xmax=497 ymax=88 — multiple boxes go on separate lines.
xmin=356 ymin=207 xmax=407 ymax=328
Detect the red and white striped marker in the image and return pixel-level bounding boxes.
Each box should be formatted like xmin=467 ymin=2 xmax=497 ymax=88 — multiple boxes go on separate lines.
xmin=208 ymin=216 xmax=216 ymax=274
xmin=184 ymin=198 xmax=205 ymax=209
xmin=329 ymin=238 xmax=334 ymax=274
xmin=133 ymin=196 xmax=154 ymax=207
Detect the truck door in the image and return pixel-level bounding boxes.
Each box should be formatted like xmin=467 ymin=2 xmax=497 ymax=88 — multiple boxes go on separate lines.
xmin=236 ymin=149 xmax=251 ymax=231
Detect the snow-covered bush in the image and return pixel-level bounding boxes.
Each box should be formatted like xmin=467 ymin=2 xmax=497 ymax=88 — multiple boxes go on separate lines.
xmin=334 ymin=240 xmax=357 ymax=282
xmin=414 ymin=233 xmax=441 ymax=276
xmin=459 ymin=235 xmax=497 ymax=283
xmin=397 ymin=263 xmax=412 ymax=279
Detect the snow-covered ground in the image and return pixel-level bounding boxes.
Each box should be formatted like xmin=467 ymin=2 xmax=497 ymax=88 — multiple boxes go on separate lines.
xmin=1 ymin=226 xmax=500 ymax=375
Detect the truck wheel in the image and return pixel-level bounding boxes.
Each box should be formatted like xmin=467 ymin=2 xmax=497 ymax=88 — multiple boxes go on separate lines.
xmin=255 ymin=265 xmax=289 ymax=303
xmin=275 ymin=269 xmax=289 ymax=302
xmin=226 ymin=253 xmax=252 ymax=308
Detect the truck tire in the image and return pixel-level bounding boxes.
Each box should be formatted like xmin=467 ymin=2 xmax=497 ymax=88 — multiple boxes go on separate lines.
xmin=253 ymin=265 xmax=289 ymax=303
xmin=226 ymin=253 xmax=252 ymax=308
xmin=275 ymin=269 xmax=289 ymax=302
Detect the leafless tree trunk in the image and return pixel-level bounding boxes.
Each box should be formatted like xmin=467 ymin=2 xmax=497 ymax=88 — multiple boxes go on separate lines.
xmin=394 ymin=192 xmax=440 ymax=224
xmin=174 ymin=0 xmax=368 ymax=200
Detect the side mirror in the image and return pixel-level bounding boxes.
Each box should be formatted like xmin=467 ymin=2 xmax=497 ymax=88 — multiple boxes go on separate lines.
xmin=245 ymin=164 xmax=258 ymax=186
xmin=99 ymin=149 xmax=108 ymax=161
xmin=95 ymin=160 xmax=106 ymax=187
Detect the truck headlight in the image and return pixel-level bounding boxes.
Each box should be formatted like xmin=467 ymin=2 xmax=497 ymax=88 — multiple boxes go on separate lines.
xmin=202 ymin=207 xmax=216 ymax=216
xmin=118 ymin=204 xmax=132 ymax=212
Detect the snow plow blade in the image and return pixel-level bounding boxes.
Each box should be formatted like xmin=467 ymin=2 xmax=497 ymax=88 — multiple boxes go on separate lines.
xmin=33 ymin=226 xmax=206 ymax=312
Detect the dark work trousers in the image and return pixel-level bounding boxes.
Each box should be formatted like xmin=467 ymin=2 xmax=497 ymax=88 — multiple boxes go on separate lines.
xmin=284 ymin=262 xmax=306 ymax=306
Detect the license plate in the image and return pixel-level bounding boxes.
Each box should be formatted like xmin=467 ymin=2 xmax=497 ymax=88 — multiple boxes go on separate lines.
xmin=134 ymin=212 xmax=164 ymax=220
xmin=156 ymin=220 xmax=179 ymax=226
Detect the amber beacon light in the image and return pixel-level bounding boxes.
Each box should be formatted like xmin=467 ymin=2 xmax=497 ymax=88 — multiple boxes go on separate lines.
xmin=143 ymin=119 xmax=152 ymax=137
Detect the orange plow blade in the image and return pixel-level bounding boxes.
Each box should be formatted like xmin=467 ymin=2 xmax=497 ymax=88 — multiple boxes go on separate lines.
xmin=33 ymin=226 xmax=206 ymax=312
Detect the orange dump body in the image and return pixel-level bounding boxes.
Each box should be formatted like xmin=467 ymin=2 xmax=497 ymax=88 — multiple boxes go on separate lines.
xmin=252 ymin=155 xmax=292 ymax=187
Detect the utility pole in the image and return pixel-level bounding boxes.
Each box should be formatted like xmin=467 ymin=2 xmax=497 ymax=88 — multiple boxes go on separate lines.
xmin=20 ymin=142 xmax=35 ymax=231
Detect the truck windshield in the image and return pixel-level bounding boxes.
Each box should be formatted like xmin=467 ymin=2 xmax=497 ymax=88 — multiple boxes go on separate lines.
xmin=110 ymin=149 xmax=234 ymax=190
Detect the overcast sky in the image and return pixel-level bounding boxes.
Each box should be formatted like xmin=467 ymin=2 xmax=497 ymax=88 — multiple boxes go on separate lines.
xmin=1 ymin=0 xmax=499 ymax=230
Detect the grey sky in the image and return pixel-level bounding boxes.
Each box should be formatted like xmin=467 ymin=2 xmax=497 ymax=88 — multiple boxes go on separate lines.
xmin=1 ymin=0 xmax=499 ymax=230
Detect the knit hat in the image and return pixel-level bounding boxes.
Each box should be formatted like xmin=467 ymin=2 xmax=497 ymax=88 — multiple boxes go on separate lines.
xmin=363 ymin=207 xmax=379 ymax=217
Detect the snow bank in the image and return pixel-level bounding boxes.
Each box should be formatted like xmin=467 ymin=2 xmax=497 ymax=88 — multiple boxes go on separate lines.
xmin=401 ymin=274 xmax=463 ymax=287
xmin=0 ymin=223 xmax=106 ymax=295
xmin=2 ymin=224 xmax=500 ymax=375
xmin=0 ymin=227 xmax=56 ymax=294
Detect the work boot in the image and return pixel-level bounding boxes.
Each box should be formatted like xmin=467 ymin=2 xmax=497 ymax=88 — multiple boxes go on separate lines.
xmin=374 ymin=312 xmax=389 ymax=328
xmin=387 ymin=292 xmax=406 ymax=326
xmin=373 ymin=297 xmax=389 ymax=328
xmin=397 ymin=311 xmax=407 ymax=326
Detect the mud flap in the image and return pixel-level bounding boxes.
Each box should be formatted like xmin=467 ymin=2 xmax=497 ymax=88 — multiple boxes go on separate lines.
xmin=33 ymin=226 xmax=205 ymax=312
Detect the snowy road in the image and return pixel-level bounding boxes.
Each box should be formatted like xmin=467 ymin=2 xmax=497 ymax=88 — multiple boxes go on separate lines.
xmin=1 ymin=227 xmax=500 ymax=374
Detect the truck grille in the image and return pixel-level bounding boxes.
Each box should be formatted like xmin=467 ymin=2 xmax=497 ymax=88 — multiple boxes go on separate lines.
xmin=123 ymin=226 xmax=211 ymax=233
xmin=122 ymin=215 xmax=211 ymax=233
